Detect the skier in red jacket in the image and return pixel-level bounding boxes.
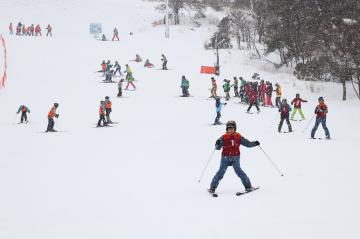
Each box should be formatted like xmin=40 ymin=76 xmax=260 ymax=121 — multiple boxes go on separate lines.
xmin=311 ymin=97 xmax=330 ymax=139
xmin=208 ymin=120 xmax=260 ymax=194
xmin=290 ymin=93 xmax=307 ymax=120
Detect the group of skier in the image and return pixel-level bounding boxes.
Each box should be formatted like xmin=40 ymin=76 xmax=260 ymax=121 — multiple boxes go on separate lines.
xmin=97 ymin=96 xmax=113 ymax=127
xmin=101 ymin=27 xmax=119 ymax=41
xmin=208 ymin=75 xmax=330 ymax=139
xmin=9 ymin=22 xmax=52 ymax=37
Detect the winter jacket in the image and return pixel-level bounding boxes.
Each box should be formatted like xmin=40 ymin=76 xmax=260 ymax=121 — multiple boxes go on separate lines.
xmin=99 ymin=105 xmax=105 ymax=115
xmin=275 ymin=86 xmax=282 ymax=97
xmin=48 ymin=106 xmax=57 ymax=119
xmin=105 ymin=100 xmax=112 ymax=109
xmin=215 ymin=101 xmax=225 ymax=113
xmin=125 ymin=65 xmax=132 ymax=74
xmin=215 ymin=132 xmax=257 ymax=156
xmin=181 ymin=78 xmax=189 ymax=88
xmin=279 ymin=103 xmax=292 ymax=117
xmin=17 ymin=105 xmax=30 ymax=113
xmin=223 ymin=82 xmax=230 ymax=92
xmin=291 ymin=97 xmax=307 ymax=108
xmin=315 ymin=103 xmax=328 ymax=118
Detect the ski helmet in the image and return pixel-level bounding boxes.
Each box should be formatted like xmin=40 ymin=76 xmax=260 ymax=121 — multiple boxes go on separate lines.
xmin=226 ymin=120 xmax=237 ymax=131
xmin=282 ymin=98 xmax=287 ymax=103
xmin=105 ymin=96 xmax=109 ymax=100
xmin=54 ymin=103 xmax=59 ymax=107
xmin=296 ymin=93 xmax=300 ymax=98
xmin=318 ymin=96 xmax=324 ymax=102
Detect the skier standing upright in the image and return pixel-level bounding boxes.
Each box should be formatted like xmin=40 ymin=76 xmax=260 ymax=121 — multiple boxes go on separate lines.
xmin=233 ymin=77 xmax=239 ymax=97
xmin=112 ymin=27 xmax=119 ymax=41
xmin=311 ymin=97 xmax=330 ymax=139
xmin=46 ymin=103 xmax=59 ymax=132
xmin=278 ymin=99 xmax=292 ymax=133
xmin=290 ymin=93 xmax=307 ymax=120
xmin=46 ymin=24 xmax=52 ymax=37
xmin=124 ymin=64 xmax=136 ymax=90
xmin=274 ymin=83 xmax=282 ymax=108
xmin=105 ymin=96 xmax=113 ymax=123
xmin=208 ymin=120 xmax=260 ymax=194
xmin=117 ymin=79 xmax=124 ymax=97
xmin=113 ymin=61 xmax=123 ymax=76
xmin=210 ymin=77 xmax=217 ymax=98
xmin=97 ymin=101 xmax=107 ymax=127
xmin=17 ymin=105 xmax=30 ymax=123
xmin=214 ymin=97 xmax=226 ymax=125
xmin=180 ymin=75 xmax=190 ymax=97
xmin=247 ymin=86 xmax=260 ymax=113
xmin=161 ymin=54 xmax=168 ymax=70
xmin=223 ymin=79 xmax=231 ymax=101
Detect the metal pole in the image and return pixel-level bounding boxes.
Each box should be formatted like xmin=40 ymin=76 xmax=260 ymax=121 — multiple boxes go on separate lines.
xmin=302 ymin=114 xmax=316 ymax=133
xmin=258 ymin=146 xmax=284 ymax=177
xmin=215 ymin=35 xmax=219 ymax=75
xmin=198 ymin=149 xmax=216 ymax=183
xmin=165 ymin=0 xmax=169 ymax=38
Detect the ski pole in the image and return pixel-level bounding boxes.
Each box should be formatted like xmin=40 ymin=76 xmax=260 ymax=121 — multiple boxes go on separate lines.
xmin=258 ymin=145 xmax=284 ymax=177
xmin=198 ymin=148 xmax=216 ymax=183
xmin=302 ymin=114 xmax=315 ymax=133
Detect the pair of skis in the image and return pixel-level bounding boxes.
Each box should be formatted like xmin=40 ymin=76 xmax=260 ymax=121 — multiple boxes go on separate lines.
xmin=208 ymin=186 xmax=260 ymax=197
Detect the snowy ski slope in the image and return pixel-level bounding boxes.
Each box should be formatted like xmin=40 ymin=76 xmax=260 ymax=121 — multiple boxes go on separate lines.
xmin=0 ymin=1 xmax=359 ymax=239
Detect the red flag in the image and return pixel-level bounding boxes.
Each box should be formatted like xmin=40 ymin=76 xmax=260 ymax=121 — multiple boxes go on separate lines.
xmin=200 ymin=66 xmax=216 ymax=74
xmin=0 ymin=34 xmax=7 ymax=89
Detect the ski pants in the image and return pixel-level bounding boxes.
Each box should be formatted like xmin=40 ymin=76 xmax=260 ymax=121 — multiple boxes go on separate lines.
xmin=112 ymin=34 xmax=119 ymax=41
xmin=182 ymin=87 xmax=189 ymax=97
xmin=47 ymin=118 xmax=55 ymax=131
xmin=106 ymin=109 xmax=112 ymax=123
xmin=46 ymin=31 xmax=52 ymax=37
xmin=266 ymin=94 xmax=273 ymax=106
xmin=234 ymin=86 xmax=239 ymax=97
xmin=215 ymin=112 xmax=221 ymax=124
xmin=20 ymin=112 xmax=27 ymax=123
xmin=211 ymin=88 xmax=217 ymax=98
xmin=125 ymin=82 xmax=136 ymax=90
xmin=247 ymin=102 xmax=260 ymax=112
xmin=291 ymin=108 xmax=305 ymax=120
xmin=225 ymin=91 xmax=230 ymax=101
xmin=114 ymin=68 xmax=122 ymax=76
xmin=311 ymin=117 xmax=330 ymax=138
xmin=210 ymin=155 xmax=251 ymax=190
xmin=117 ymin=88 xmax=122 ymax=97
xmin=162 ymin=61 xmax=167 ymax=70
xmin=98 ymin=115 xmax=107 ymax=126
xmin=278 ymin=115 xmax=292 ymax=132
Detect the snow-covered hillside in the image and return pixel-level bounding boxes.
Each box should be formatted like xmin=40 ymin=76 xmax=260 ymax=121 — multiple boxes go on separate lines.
xmin=0 ymin=1 xmax=359 ymax=239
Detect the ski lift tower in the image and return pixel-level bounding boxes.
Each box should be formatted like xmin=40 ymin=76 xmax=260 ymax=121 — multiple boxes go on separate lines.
xmin=215 ymin=35 xmax=226 ymax=76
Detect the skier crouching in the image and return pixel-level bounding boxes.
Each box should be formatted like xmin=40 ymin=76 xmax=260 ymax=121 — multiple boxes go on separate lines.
xmin=209 ymin=121 xmax=260 ymax=194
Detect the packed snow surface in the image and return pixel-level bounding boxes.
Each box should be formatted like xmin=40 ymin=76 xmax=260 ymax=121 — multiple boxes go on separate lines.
xmin=0 ymin=1 xmax=359 ymax=239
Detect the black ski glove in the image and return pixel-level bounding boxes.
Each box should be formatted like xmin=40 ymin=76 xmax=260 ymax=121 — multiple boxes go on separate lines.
xmin=215 ymin=138 xmax=223 ymax=150
xmin=253 ymin=141 xmax=260 ymax=146
xmin=55 ymin=114 xmax=59 ymax=118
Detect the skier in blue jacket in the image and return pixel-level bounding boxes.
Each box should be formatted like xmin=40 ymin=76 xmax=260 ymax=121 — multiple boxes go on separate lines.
xmin=214 ymin=97 xmax=227 ymax=125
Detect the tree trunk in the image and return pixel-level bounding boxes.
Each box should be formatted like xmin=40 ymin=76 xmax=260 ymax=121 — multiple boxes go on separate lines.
xmin=174 ymin=7 xmax=180 ymax=25
xmin=342 ymin=79 xmax=346 ymax=101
